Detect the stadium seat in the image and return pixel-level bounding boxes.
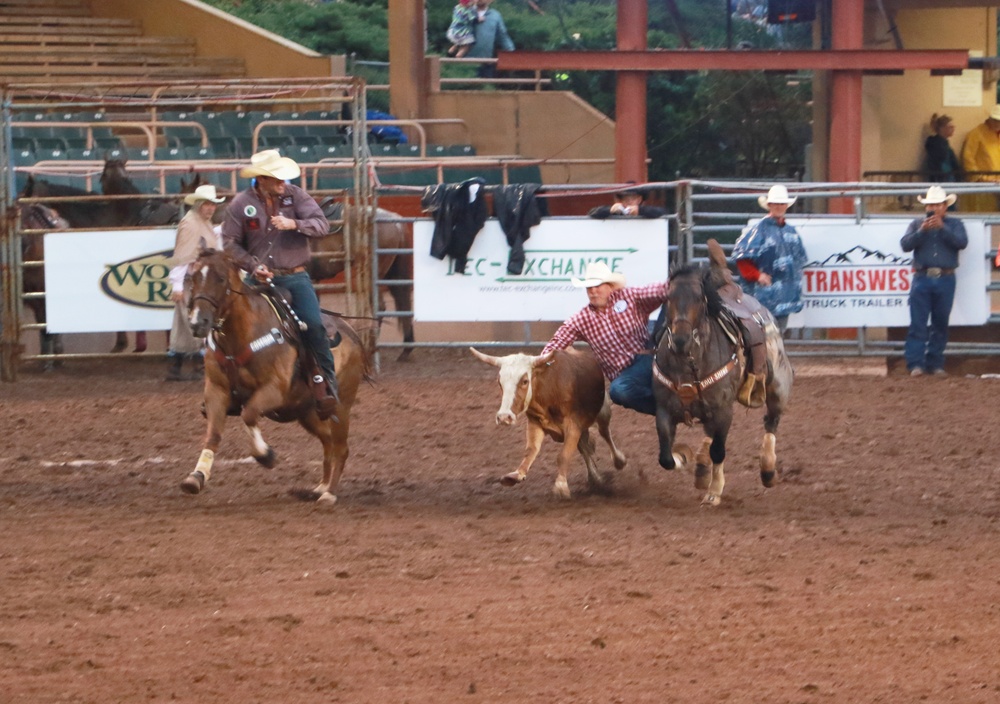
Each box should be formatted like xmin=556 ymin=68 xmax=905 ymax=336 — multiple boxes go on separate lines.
xmin=127 ymin=147 xmax=153 ymax=161
xmin=426 ymin=144 xmax=449 ymax=159
xmin=287 ymin=144 xmax=315 ymax=162
xmin=184 ymin=146 xmax=215 ymax=160
xmin=396 ymin=144 xmax=424 ymax=158
xmin=378 ymin=166 xmax=440 ymax=187
xmin=370 ymin=143 xmax=398 ymax=158
xmin=446 ymin=144 xmax=477 ymax=157
xmin=314 ymin=144 xmax=352 ymax=160
xmin=443 ymin=166 xmax=504 ymax=185
xmin=66 ymin=147 xmax=99 ymax=161
xmin=155 ymin=146 xmax=185 ymax=160
xmin=208 ymin=136 xmax=240 ymax=159
xmin=507 ymin=165 xmax=543 ymax=184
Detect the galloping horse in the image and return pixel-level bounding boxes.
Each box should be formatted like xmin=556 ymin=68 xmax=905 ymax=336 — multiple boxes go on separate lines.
xmin=180 ymin=249 xmax=372 ymax=504
xmin=316 ymin=198 xmax=415 ymax=361
xmin=652 ymin=243 xmax=794 ymax=506
xmin=17 ymin=202 xmax=70 ymax=366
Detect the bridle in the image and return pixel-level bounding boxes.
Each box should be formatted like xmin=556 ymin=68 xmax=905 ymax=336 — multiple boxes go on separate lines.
xmin=652 ymin=283 xmax=738 ymax=408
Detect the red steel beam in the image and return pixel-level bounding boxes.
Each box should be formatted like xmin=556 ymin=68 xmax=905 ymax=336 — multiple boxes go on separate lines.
xmin=498 ymin=49 xmax=972 ymax=73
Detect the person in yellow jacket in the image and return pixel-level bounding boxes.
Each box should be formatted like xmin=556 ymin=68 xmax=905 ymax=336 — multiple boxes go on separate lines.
xmin=960 ymin=105 xmax=1000 ymax=212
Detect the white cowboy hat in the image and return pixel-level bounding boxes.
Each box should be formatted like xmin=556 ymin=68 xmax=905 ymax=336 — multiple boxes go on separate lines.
xmin=239 ymin=149 xmax=301 ymax=180
xmin=571 ymin=261 xmax=627 ymax=288
xmin=183 ymin=184 xmax=226 ymax=206
xmin=989 ymin=105 xmax=1000 ymax=121
xmin=758 ymin=184 xmax=797 ymax=209
xmin=917 ymin=184 xmax=957 ymax=207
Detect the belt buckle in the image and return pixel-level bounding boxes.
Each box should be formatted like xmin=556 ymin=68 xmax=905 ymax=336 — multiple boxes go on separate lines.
xmin=925 ymin=267 xmax=942 ymax=278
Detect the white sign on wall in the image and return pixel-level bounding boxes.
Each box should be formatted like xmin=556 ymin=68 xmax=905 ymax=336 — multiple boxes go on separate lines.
xmin=784 ymin=217 xmax=989 ymax=329
xmin=45 ymin=229 xmax=176 ymax=333
xmin=413 ymin=218 xmax=669 ymax=322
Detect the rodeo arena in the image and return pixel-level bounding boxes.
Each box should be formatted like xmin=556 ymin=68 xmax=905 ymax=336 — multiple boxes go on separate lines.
xmin=5 ymin=0 xmax=1000 ymax=701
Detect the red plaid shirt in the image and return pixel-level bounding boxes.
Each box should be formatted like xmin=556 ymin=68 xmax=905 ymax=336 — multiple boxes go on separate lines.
xmin=542 ymin=282 xmax=668 ymax=380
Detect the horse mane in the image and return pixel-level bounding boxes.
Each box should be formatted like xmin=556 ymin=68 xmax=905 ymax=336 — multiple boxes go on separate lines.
xmin=669 ymin=262 xmax=725 ymax=319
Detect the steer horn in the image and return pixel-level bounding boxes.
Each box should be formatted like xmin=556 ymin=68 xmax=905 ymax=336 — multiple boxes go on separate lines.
xmin=469 ymin=347 xmax=501 ymax=367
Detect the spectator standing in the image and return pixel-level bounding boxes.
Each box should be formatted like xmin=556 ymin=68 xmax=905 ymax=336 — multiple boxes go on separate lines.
xmin=960 ymin=106 xmax=1000 ymax=212
xmin=466 ymin=0 xmax=515 ymax=79
xmin=925 ymin=113 xmax=961 ymax=183
xmin=447 ymin=0 xmax=477 ymax=58
xmin=165 ymin=184 xmax=226 ymax=381
xmin=222 ymin=150 xmax=339 ymax=419
xmin=588 ymin=183 xmax=667 ymax=219
xmin=541 ymin=262 xmax=668 ymax=416
xmin=900 ymin=185 xmax=968 ymax=377
xmin=731 ymin=184 xmax=808 ymax=333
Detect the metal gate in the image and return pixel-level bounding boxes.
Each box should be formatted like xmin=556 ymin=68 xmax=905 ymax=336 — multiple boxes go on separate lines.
xmin=0 ymin=77 xmax=378 ymax=381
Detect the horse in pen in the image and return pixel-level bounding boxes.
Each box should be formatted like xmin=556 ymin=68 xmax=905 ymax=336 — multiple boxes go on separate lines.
xmin=179 ymin=248 xmax=372 ymax=505
xmin=15 ymin=202 xmax=70 ymax=366
xmin=18 ymin=160 xmax=179 ymax=356
xmin=652 ymin=239 xmax=794 ymax=506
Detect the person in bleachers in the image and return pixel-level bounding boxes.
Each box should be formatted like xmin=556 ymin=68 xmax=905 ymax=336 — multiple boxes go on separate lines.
xmin=466 ymin=0 xmax=515 ymax=79
xmin=925 ymin=113 xmax=961 ymax=184
xmin=447 ymin=0 xmax=477 ymax=58
xmin=588 ymin=183 xmax=667 ymax=219
xmin=960 ymin=106 xmax=1000 ymax=211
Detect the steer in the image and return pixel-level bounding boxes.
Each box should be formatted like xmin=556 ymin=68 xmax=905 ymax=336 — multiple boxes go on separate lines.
xmin=470 ymin=347 xmax=627 ymax=498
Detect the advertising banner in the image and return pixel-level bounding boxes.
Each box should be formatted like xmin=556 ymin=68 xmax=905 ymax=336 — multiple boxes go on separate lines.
xmin=786 ymin=218 xmax=990 ymax=328
xmin=45 ymin=229 xmax=176 ymax=333
xmin=413 ymin=219 xmax=670 ymax=322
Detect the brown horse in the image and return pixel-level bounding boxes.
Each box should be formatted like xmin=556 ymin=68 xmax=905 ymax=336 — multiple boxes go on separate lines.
xmin=652 ymin=250 xmax=794 ymax=507
xmin=179 ymin=249 xmax=372 ymax=504
xmin=315 ymin=198 xmax=415 ymax=361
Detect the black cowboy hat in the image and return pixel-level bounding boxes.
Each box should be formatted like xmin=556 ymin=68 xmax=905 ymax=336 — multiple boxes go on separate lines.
xmin=615 ymin=181 xmax=646 ymax=199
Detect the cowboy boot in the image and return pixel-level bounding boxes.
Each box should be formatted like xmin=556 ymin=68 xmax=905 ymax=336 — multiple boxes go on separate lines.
xmin=737 ymin=373 xmax=764 ymax=408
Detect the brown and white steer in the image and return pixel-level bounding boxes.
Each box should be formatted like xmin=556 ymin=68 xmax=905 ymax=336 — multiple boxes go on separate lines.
xmin=470 ymin=347 xmax=627 ymax=498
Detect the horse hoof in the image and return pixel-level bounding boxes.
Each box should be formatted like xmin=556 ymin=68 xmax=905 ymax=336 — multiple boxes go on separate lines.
xmin=613 ymin=454 xmax=627 ymax=471
xmin=499 ymin=472 xmax=524 ymax=487
xmin=316 ymin=492 xmax=338 ymax=505
xmin=701 ymin=493 xmax=721 ymax=507
xmin=254 ymin=448 xmax=277 ymax=469
xmin=110 ymin=343 xmax=126 ymax=354
xmin=180 ymin=471 xmax=205 ymax=495
xmin=552 ymin=478 xmax=571 ymax=499
xmin=396 ymin=350 xmax=413 ymax=363
xmin=760 ymin=469 xmax=777 ymax=488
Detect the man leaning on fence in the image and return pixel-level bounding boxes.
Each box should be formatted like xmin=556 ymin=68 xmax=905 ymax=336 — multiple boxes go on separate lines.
xmin=900 ymin=185 xmax=968 ymax=377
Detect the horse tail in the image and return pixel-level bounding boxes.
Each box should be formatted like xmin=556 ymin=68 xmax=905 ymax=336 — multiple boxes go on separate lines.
xmin=329 ymin=313 xmax=376 ymax=384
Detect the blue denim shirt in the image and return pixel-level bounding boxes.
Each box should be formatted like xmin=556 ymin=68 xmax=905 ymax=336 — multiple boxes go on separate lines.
xmin=900 ymin=215 xmax=968 ymax=270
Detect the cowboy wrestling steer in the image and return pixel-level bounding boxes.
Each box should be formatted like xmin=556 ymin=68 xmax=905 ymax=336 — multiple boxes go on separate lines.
xmin=470 ymin=347 xmax=627 ymax=498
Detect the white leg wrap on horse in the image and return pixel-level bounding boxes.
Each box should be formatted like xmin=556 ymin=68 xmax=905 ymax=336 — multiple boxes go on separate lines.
xmin=195 ymin=449 xmax=214 ymax=482
xmin=244 ymin=425 xmax=268 ymax=456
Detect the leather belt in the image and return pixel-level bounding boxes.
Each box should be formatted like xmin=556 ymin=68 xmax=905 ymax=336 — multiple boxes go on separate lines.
xmin=916 ymin=267 xmax=955 ymax=278
xmin=270 ymin=265 xmax=307 ymax=276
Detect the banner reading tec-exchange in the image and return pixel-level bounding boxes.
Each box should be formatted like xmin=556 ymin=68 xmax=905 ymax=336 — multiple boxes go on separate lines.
xmin=413 ymin=219 xmax=670 ymax=322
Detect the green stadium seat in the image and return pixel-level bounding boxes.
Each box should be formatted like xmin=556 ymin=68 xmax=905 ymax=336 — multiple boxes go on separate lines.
xmin=127 ymin=147 xmax=153 ymax=161
xmin=34 ymin=147 xmax=70 ymax=162
xmin=66 ymin=147 xmax=98 ymax=161
xmin=508 ymin=164 xmax=543 ymax=184
xmin=378 ymin=166 xmax=440 ymax=187
xmin=446 ymin=144 xmax=477 ymax=157
xmin=288 ymin=144 xmax=315 ymax=162
xmin=370 ymin=143 xmax=398 ymax=158
xmin=426 ymin=144 xmax=449 ymax=159
xmin=396 ymin=144 xmax=423 ymax=158
xmin=314 ymin=144 xmax=352 ymax=160
xmin=184 ymin=146 xmax=215 ymax=160
xmin=208 ymin=136 xmax=240 ymax=158
xmin=155 ymin=146 xmax=185 ymax=160
xmin=443 ymin=166 xmax=504 ymax=185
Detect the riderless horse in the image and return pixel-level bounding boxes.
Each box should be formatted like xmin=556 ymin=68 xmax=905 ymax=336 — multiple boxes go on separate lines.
xmin=652 ymin=239 xmax=794 ymax=506
xmin=179 ymin=248 xmax=372 ymax=504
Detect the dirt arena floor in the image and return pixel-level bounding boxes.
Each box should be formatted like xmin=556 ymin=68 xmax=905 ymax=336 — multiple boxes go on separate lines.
xmin=2 ymin=350 xmax=1000 ymax=703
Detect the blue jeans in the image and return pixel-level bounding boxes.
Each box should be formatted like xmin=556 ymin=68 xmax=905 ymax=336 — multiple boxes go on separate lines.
xmin=270 ymin=271 xmax=336 ymax=381
xmin=609 ymin=353 xmax=657 ymax=416
xmin=904 ymin=273 xmax=956 ymax=372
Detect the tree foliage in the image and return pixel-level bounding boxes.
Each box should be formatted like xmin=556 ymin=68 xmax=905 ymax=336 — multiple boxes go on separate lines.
xmin=201 ymin=0 xmax=813 ymax=180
